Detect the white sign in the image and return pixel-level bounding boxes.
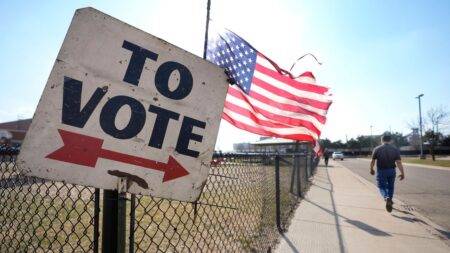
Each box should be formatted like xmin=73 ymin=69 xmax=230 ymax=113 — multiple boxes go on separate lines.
xmin=18 ymin=8 xmax=228 ymax=202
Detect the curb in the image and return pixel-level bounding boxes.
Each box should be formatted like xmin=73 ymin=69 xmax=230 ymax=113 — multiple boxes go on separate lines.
xmin=356 ymin=158 xmax=450 ymax=171
xmin=333 ymin=161 xmax=450 ymax=247
xmin=400 ymin=162 xmax=450 ymax=171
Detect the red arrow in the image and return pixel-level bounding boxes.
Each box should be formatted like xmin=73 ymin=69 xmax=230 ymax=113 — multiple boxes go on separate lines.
xmin=46 ymin=129 xmax=189 ymax=182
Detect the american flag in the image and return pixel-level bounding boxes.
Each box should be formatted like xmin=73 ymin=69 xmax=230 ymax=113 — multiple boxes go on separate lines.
xmin=206 ymin=29 xmax=332 ymax=153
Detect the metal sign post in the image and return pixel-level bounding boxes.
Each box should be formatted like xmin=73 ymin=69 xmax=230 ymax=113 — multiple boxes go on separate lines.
xmin=102 ymin=190 xmax=119 ymax=253
xmin=116 ymin=178 xmax=128 ymax=253
xmin=101 ymin=178 xmax=127 ymax=253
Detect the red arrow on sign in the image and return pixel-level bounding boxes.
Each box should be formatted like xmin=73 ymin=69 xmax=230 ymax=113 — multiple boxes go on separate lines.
xmin=46 ymin=129 xmax=189 ymax=182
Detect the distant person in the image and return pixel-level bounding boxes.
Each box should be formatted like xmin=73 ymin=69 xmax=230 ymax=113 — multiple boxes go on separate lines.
xmin=370 ymin=134 xmax=405 ymax=212
xmin=323 ymin=150 xmax=330 ymax=167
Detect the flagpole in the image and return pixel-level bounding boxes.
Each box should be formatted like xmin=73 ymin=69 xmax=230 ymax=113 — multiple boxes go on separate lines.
xmin=194 ymin=0 xmax=212 ymax=223
xmin=202 ymin=0 xmax=212 ymax=59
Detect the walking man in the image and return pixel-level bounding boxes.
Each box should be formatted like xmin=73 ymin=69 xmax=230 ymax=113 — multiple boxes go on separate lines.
xmin=323 ymin=149 xmax=330 ymax=167
xmin=370 ymin=134 xmax=405 ymax=212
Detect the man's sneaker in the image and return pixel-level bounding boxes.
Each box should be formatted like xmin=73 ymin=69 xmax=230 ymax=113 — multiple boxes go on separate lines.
xmin=386 ymin=198 xmax=393 ymax=213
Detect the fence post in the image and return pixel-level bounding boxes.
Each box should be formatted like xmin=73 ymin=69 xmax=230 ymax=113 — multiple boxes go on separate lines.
xmin=102 ymin=187 xmax=127 ymax=253
xmin=117 ymin=191 xmax=127 ymax=253
xmin=293 ymin=142 xmax=300 ymax=197
xmin=304 ymin=153 xmax=308 ymax=190
xmin=117 ymin=178 xmax=127 ymax=253
xmin=129 ymin=194 xmax=136 ymax=253
xmin=94 ymin=188 xmax=100 ymax=253
xmin=102 ymin=190 xmax=118 ymax=253
xmin=275 ymin=155 xmax=282 ymax=232
xmin=295 ymin=154 xmax=302 ymax=197
xmin=289 ymin=154 xmax=295 ymax=194
xmin=306 ymin=149 xmax=310 ymax=179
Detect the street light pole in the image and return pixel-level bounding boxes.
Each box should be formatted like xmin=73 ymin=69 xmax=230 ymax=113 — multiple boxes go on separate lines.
xmin=370 ymin=125 xmax=373 ymax=150
xmin=416 ymin=94 xmax=425 ymax=159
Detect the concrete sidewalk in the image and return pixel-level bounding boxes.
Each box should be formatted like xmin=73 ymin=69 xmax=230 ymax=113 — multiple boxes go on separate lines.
xmin=276 ymin=161 xmax=450 ymax=253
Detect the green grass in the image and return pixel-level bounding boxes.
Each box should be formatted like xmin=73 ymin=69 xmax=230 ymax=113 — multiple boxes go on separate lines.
xmin=402 ymin=158 xmax=450 ymax=167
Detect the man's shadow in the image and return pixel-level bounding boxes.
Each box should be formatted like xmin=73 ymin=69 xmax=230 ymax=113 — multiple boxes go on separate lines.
xmin=392 ymin=209 xmax=450 ymax=239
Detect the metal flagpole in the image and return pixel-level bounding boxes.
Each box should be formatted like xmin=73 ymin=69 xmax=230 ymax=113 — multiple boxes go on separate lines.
xmin=370 ymin=125 xmax=373 ymax=150
xmin=202 ymin=0 xmax=212 ymax=59
xmin=194 ymin=0 xmax=212 ymax=221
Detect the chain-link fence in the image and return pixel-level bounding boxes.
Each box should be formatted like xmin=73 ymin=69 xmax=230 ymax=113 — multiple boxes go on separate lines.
xmin=0 ymin=148 xmax=317 ymax=252
xmin=0 ymin=149 xmax=99 ymax=252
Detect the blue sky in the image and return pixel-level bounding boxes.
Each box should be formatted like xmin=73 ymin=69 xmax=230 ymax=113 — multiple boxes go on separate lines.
xmin=0 ymin=0 xmax=449 ymax=150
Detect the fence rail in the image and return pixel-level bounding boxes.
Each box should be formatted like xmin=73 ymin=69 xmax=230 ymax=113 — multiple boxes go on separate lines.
xmin=0 ymin=148 xmax=317 ymax=252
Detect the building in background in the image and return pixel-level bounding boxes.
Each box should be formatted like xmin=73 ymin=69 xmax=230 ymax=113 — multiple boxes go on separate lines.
xmin=233 ymin=137 xmax=310 ymax=154
xmin=0 ymin=119 xmax=32 ymax=146
xmin=233 ymin=142 xmax=254 ymax=152
xmin=406 ymin=128 xmax=421 ymax=147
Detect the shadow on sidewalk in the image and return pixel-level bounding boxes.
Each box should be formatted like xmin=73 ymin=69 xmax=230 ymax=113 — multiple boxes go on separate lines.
xmin=392 ymin=214 xmax=424 ymax=224
xmin=392 ymin=211 xmax=450 ymax=240
xmin=301 ymin=166 xmax=392 ymax=253
xmin=302 ymin=198 xmax=392 ymax=237
xmin=317 ymin=164 xmax=334 ymax=168
xmin=436 ymin=229 xmax=450 ymax=240
xmin=280 ymin=233 xmax=300 ymax=253
xmin=313 ymin=177 xmax=331 ymax=186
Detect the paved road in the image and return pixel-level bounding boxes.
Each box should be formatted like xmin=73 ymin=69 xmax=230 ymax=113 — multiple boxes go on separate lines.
xmin=336 ymin=158 xmax=450 ymax=236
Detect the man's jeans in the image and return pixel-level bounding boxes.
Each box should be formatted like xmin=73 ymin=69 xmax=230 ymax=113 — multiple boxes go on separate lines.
xmin=376 ymin=168 xmax=396 ymax=199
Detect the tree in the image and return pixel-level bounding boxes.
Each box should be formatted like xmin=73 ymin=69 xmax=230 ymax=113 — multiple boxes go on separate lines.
xmin=442 ymin=135 xmax=450 ymax=147
xmin=389 ymin=132 xmax=409 ymax=147
xmin=319 ymin=138 xmax=348 ymax=150
xmin=331 ymin=140 xmax=346 ymax=149
xmin=406 ymin=106 xmax=448 ymax=157
xmin=406 ymin=117 xmax=429 ymax=131
xmin=427 ymin=106 xmax=448 ymax=134
xmin=423 ymin=130 xmax=443 ymax=161
xmin=346 ymin=138 xmax=360 ymax=150
xmin=319 ymin=138 xmax=332 ymax=149
xmin=356 ymin=135 xmax=374 ymax=148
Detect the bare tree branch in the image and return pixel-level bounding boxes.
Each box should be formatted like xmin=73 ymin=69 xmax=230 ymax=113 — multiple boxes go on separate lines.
xmin=427 ymin=105 xmax=449 ymax=132
xmin=406 ymin=117 xmax=429 ymax=131
xmin=406 ymin=119 xmax=419 ymax=130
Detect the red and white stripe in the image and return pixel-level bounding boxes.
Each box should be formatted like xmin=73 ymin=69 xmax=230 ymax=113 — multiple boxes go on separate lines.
xmin=222 ymin=53 xmax=332 ymax=153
